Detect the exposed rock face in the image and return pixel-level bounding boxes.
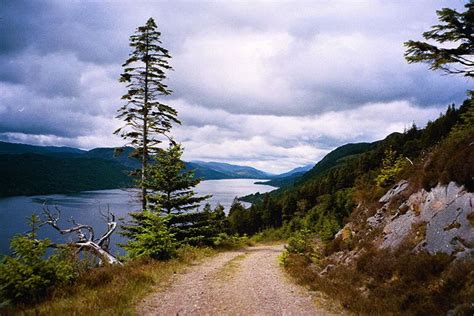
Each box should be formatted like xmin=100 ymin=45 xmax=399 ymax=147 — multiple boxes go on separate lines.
xmin=370 ymin=181 xmax=473 ymax=258
xmin=378 ymin=180 xmax=410 ymax=204
xmin=422 ymin=183 xmax=474 ymax=258
xmin=382 ymin=209 xmax=418 ymax=249
xmin=366 ymin=208 xmax=386 ymax=229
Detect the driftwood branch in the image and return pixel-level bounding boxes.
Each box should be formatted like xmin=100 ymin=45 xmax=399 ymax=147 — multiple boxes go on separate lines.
xmin=41 ymin=204 xmax=122 ymax=266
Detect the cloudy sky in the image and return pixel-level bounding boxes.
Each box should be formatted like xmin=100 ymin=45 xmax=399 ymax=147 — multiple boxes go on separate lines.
xmin=0 ymin=0 xmax=471 ymax=173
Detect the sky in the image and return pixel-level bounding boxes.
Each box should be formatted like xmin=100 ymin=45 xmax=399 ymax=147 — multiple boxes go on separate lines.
xmin=0 ymin=0 xmax=471 ymax=173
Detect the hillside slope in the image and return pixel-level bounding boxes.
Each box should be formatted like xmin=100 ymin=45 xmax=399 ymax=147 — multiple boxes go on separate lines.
xmin=0 ymin=142 xmax=273 ymax=197
xmin=0 ymin=154 xmax=131 ymax=197
xmin=190 ymin=161 xmax=273 ymax=179
xmin=233 ymin=99 xmax=472 ymax=242
xmin=249 ymin=99 xmax=474 ymax=315
xmin=256 ymin=164 xmax=313 ymax=187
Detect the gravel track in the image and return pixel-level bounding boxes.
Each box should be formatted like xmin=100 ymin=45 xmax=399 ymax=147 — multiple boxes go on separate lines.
xmin=137 ymin=244 xmax=331 ymax=315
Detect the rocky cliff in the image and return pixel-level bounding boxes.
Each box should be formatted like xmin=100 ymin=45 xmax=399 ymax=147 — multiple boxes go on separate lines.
xmin=366 ymin=180 xmax=474 ymax=258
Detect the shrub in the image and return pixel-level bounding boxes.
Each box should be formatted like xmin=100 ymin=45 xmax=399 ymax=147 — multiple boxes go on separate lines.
xmin=376 ymin=148 xmax=409 ymax=187
xmin=251 ymin=227 xmax=288 ymax=243
xmin=284 ymin=239 xmax=472 ymax=315
xmin=285 ymin=229 xmax=313 ymax=254
xmin=121 ymin=211 xmax=177 ymax=260
xmin=0 ymin=235 xmax=75 ymax=306
xmin=422 ymin=127 xmax=474 ymax=191
xmin=212 ymin=233 xmax=251 ymax=249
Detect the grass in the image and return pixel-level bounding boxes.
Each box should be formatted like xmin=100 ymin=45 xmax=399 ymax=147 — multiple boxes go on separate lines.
xmin=212 ymin=233 xmax=255 ymax=250
xmin=250 ymin=227 xmax=288 ymax=243
xmin=7 ymin=246 xmax=216 ymax=316
xmin=214 ymin=252 xmax=248 ymax=281
xmin=283 ymin=244 xmax=474 ymax=316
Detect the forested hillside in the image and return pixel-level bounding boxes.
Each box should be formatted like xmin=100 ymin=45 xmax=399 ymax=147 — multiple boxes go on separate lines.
xmin=0 ymin=154 xmax=131 ymax=197
xmin=255 ymin=164 xmax=313 ymax=187
xmin=0 ymin=142 xmax=275 ymax=197
xmin=232 ymin=100 xmax=472 ymax=237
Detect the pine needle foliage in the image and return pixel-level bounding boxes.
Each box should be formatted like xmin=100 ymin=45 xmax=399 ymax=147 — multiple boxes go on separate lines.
xmin=404 ymin=2 xmax=474 ymax=77
xmin=120 ymin=211 xmax=177 ymax=260
xmin=0 ymin=215 xmax=75 ymax=306
xmin=115 ymin=18 xmax=180 ymax=210
xmin=145 ymin=143 xmax=210 ymax=215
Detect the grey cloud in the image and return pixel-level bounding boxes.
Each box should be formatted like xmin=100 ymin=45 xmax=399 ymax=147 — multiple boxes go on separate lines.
xmin=0 ymin=0 xmax=471 ymax=172
xmin=0 ymin=1 xmax=47 ymax=56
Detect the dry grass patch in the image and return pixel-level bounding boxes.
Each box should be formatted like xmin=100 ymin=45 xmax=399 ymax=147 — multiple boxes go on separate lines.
xmin=214 ymin=252 xmax=248 ymax=281
xmin=467 ymin=212 xmax=474 ymax=227
xmin=7 ymin=246 xmax=216 ymax=316
xmin=283 ymin=245 xmax=474 ymax=315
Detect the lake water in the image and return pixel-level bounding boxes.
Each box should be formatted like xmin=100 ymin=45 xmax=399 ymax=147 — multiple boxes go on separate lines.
xmin=0 ymin=179 xmax=275 ymax=255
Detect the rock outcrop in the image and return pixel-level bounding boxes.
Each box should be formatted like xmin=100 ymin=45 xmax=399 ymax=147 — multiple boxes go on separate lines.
xmin=366 ymin=181 xmax=474 ymax=258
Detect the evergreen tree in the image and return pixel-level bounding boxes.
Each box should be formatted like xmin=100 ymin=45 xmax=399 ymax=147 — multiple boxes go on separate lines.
xmin=0 ymin=215 xmax=75 ymax=305
xmin=168 ymin=204 xmax=228 ymax=246
xmin=115 ymin=18 xmax=180 ymax=211
xmin=121 ymin=142 xmax=214 ymax=253
xmin=145 ymin=143 xmax=210 ymax=215
xmin=375 ymin=147 xmax=408 ymax=187
xmin=404 ymin=2 xmax=474 ymax=77
xmin=120 ymin=210 xmax=176 ymax=260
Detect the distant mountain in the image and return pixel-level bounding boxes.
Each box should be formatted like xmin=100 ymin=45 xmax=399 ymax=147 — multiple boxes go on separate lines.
xmin=85 ymin=147 xmax=140 ymax=170
xmin=247 ymin=142 xmax=377 ymax=191
xmin=190 ymin=161 xmax=274 ymax=179
xmin=256 ymin=164 xmax=314 ymax=187
xmin=184 ymin=162 xmax=231 ymax=180
xmin=275 ymin=164 xmax=314 ymax=178
xmin=0 ymin=141 xmax=273 ymax=197
xmin=0 ymin=141 xmax=85 ymax=156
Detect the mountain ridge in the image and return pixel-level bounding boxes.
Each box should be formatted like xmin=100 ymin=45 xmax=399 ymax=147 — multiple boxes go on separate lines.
xmin=0 ymin=141 xmax=287 ymax=197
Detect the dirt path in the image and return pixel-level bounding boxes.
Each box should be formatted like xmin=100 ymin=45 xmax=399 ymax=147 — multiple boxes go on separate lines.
xmin=137 ymin=244 xmax=333 ymax=315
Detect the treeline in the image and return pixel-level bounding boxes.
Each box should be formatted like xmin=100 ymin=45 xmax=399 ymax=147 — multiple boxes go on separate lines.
xmin=0 ymin=154 xmax=131 ymax=197
xmin=229 ymin=98 xmax=473 ymax=239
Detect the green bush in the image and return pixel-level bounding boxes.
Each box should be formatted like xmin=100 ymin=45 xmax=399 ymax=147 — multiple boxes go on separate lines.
xmin=251 ymin=227 xmax=288 ymax=243
xmin=285 ymin=229 xmax=313 ymax=254
xmin=376 ymin=148 xmax=409 ymax=187
xmin=0 ymin=235 xmax=75 ymax=306
xmin=121 ymin=211 xmax=177 ymax=260
xmin=212 ymin=233 xmax=251 ymax=249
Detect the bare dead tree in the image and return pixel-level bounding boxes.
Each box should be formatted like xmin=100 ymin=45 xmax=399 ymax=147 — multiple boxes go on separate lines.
xmin=41 ymin=205 xmax=122 ymax=266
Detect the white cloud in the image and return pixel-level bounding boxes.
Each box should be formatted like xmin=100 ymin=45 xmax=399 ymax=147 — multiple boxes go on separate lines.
xmin=174 ymin=99 xmax=444 ymax=173
xmin=173 ymin=29 xmax=294 ymax=112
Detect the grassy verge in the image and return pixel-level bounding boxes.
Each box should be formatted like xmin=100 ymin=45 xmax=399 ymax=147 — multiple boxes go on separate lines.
xmin=250 ymin=227 xmax=288 ymax=244
xmin=214 ymin=252 xmax=248 ymax=281
xmin=8 ymin=246 xmax=216 ymax=315
xmin=283 ymin=245 xmax=474 ymax=315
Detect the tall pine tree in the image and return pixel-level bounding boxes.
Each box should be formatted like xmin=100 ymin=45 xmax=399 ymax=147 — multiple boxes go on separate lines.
xmin=115 ymin=18 xmax=180 ymax=211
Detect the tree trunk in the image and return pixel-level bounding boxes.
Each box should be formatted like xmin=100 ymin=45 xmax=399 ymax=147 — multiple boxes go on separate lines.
xmin=142 ymin=29 xmax=150 ymax=212
xmin=81 ymin=241 xmax=122 ymax=265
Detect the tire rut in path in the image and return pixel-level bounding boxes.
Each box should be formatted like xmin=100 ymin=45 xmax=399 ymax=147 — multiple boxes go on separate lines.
xmin=137 ymin=244 xmax=329 ymax=315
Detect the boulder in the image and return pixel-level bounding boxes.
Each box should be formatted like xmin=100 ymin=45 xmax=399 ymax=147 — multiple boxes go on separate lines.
xmin=367 ymin=208 xmax=386 ymax=229
xmin=379 ymin=180 xmax=409 ymax=204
